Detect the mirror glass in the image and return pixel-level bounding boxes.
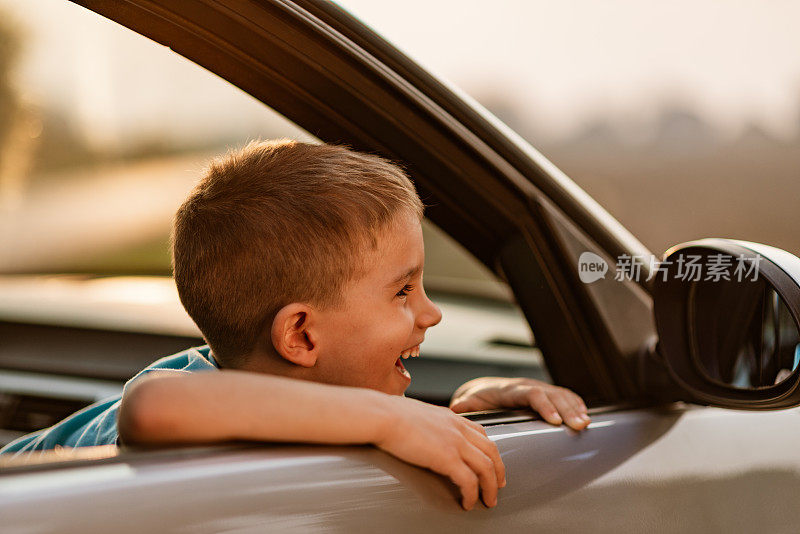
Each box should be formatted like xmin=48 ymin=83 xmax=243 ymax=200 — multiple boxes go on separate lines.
xmin=688 ymin=264 xmax=800 ymax=389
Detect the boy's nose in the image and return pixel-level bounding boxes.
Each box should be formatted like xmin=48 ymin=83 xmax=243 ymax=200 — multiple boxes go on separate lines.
xmin=418 ymin=295 xmax=443 ymax=329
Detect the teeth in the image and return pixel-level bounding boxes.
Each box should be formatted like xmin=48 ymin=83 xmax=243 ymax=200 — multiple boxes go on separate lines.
xmin=400 ymin=345 xmax=419 ymax=360
xmin=400 ymin=345 xmax=421 ymax=359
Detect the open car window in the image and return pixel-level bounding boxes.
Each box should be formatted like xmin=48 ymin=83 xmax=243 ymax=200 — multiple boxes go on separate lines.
xmin=0 ymin=0 xmax=549 ymax=457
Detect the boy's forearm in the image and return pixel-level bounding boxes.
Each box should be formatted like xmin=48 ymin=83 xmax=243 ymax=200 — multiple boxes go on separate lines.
xmin=119 ymin=370 xmax=508 ymax=511
xmin=118 ymin=370 xmax=395 ymax=446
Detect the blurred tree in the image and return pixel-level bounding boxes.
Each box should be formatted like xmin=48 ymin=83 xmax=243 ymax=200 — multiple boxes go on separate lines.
xmin=0 ymin=11 xmax=31 ymax=212
xmin=0 ymin=11 xmax=20 ymax=154
xmin=30 ymin=109 xmax=98 ymax=175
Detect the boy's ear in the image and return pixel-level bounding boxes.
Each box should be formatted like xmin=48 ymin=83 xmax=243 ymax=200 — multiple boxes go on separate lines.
xmin=271 ymin=303 xmax=318 ymax=367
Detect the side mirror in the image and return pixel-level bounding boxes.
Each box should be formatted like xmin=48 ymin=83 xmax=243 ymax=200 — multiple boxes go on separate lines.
xmin=653 ymin=238 xmax=800 ymax=409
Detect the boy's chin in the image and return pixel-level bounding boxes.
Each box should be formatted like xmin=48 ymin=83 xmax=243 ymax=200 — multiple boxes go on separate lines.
xmin=394 ymin=385 xmax=410 ymax=396
xmin=379 ymin=381 xmax=410 ymax=396
xmin=379 ymin=386 xmax=409 ymax=396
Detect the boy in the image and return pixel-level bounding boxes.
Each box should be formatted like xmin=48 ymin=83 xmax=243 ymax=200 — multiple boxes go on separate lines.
xmin=1 ymin=141 xmax=590 ymax=510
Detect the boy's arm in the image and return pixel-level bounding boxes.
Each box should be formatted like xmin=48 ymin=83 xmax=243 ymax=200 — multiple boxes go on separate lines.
xmin=119 ymin=370 xmax=504 ymax=510
xmin=449 ymin=377 xmax=591 ymax=431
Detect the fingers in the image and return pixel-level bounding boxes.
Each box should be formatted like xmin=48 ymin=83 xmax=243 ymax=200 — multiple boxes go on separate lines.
xmin=443 ymin=458 xmax=480 ymax=510
xmin=549 ymin=391 xmax=588 ymax=430
xmin=525 ymin=388 xmax=562 ymax=425
xmin=462 ymin=424 xmax=506 ymax=488
xmin=439 ymin=419 xmax=505 ymax=510
xmin=459 ymin=442 xmax=499 ymax=508
xmin=378 ymin=399 xmax=508 ymax=511
xmin=567 ymin=391 xmax=591 ymax=426
xmin=565 ymin=389 xmax=590 ymax=426
xmin=571 ymin=391 xmax=588 ymax=414
xmin=519 ymin=384 xmax=590 ymax=431
xmin=449 ymin=378 xmax=591 ymax=433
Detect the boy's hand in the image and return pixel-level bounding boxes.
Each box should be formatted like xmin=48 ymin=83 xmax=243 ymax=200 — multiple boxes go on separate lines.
xmin=449 ymin=377 xmax=591 ymax=431
xmin=373 ymin=395 xmax=505 ymax=511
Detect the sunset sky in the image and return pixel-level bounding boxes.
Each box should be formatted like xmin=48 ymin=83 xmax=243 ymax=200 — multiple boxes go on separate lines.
xmin=2 ymin=0 xmax=799 ymax=146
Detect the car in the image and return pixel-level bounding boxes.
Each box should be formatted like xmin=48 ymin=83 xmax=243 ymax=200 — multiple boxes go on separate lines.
xmin=3 ymin=1 xmax=800 ymax=532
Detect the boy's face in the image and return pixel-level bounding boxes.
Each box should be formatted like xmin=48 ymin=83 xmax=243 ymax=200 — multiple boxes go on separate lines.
xmin=311 ymin=211 xmax=442 ymax=395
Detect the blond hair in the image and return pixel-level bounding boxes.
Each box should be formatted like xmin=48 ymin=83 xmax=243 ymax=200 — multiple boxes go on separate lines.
xmin=171 ymin=140 xmax=424 ymax=366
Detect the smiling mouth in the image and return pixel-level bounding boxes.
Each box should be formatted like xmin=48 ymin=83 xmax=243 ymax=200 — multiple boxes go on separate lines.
xmin=395 ymin=344 xmax=420 ymax=380
xmin=394 ymin=357 xmax=411 ymax=379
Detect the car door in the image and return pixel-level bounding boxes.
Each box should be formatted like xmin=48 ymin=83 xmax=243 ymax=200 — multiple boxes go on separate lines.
xmin=3 ymin=1 xmax=800 ymax=532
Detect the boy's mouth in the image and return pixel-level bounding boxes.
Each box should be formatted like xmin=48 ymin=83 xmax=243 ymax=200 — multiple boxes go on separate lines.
xmin=394 ymin=358 xmax=411 ymax=379
xmin=394 ymin=344 xmax=420 ymax=380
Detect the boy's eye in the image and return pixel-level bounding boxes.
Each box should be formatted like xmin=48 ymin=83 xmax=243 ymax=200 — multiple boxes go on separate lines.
xmin=396 ymin=284 xmax=414 ymax=298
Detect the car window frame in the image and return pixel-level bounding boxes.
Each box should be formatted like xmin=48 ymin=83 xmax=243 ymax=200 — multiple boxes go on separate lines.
xmin=68 ymin=0 xmax=657 ymax=404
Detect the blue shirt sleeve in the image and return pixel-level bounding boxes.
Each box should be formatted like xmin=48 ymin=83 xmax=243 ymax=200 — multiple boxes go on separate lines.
xmin=0 ymin=345 xmax=219 ymax=456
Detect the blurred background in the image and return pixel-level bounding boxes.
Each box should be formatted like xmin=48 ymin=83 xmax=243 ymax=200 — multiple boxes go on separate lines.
xmin=0 ymin=0 xmax=799 ymax=276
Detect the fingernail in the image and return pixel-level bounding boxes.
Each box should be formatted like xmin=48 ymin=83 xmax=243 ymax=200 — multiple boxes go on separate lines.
xmin=550 ymin=413 xmax=562 ymax=425
xmin=500 ymin=477 xmax=507 ymax=488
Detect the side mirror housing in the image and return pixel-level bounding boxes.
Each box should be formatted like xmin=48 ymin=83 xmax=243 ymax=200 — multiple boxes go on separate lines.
xmin=653 ymin=238 xmax=800 ymax=409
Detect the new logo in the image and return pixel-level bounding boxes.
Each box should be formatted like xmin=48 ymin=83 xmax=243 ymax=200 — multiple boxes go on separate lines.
xmin=578 ymin=252 xmax=608 ymax=283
